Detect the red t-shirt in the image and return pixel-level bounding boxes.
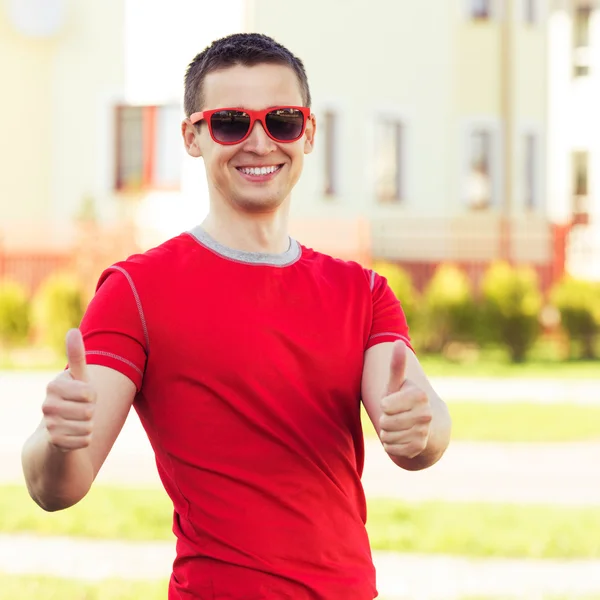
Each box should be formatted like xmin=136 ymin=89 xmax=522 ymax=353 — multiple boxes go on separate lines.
xmin=79 ymin=226 xmax=411 ymax=600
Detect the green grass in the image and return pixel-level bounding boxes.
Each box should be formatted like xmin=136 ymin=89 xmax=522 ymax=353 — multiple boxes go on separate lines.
xmin=362 ymin=401 xmax=600 ymax=442
xmin=448 ymin=401 xmax=600 ymax=442
xmin=4 ymin=485 xmax=600 ymax=559
xmin=0 ymin=574 xmax=168 ymax=600
xmin=417 ymin=344 xmax=600 ymax=379
xmin=1 ymin=576 xmax=597 ymax=600
xmin=2 ymin=341 xmax=600 ymax=378
xmin=0 ymin=486 xmax=174 ymax=542
xmin=367 ymin=499 xmax=600 ymax=559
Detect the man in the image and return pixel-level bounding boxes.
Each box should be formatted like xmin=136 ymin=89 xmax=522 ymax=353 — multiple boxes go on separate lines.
xmin=22 ymin=33 xmax=451 ymax=599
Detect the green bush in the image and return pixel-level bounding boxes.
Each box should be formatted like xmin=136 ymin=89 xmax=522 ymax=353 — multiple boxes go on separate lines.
xmin=550 ymin=277 xmax=600 ymax=359
xmin=372 ymin=261 xmax=419 ymax=327
xmin=32 ymin=273 xmax=84 ymax=355
xmin=480 ymin=262 xmax=542 ymax=363
xmin=0 ymin=279 xmax=31 ymax=347
xmin=421 ymin=264 xmax=478 ymax=353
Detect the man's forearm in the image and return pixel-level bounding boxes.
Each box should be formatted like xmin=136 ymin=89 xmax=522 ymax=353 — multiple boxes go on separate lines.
xmin=21 ymin=425 xmax=94 ymax=512
xmin=391 ymin=394 xmax=452 ymax=471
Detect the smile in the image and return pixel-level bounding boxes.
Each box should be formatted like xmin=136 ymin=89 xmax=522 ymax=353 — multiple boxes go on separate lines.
xmin=236 ymin=164 xmax=283 ymax=178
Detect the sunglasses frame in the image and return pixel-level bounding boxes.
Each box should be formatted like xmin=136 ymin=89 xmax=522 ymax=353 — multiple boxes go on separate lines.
xmin=189 ymin=106 xmax=311 ymax=145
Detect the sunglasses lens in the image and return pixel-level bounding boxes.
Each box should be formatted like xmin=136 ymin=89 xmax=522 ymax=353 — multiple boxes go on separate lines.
xmin=210 ymin=110 xmax=251 ymax=143
xmin=265 ymin=108 xmax=305 ymax=141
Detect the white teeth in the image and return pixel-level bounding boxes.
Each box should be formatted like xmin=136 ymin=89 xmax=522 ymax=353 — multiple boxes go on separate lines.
xmin=239 ymin=165 xmax=279 ymax=176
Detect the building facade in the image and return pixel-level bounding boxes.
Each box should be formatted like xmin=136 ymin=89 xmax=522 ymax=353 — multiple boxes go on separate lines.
xmin=1 ymin=0 xmax=593 ymax=295
xmin=548 ymin=0 xmax=600 ymax=281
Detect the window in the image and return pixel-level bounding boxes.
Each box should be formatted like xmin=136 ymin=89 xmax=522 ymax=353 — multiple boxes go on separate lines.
xmin=8 ymin=0 xmax=66 ymax=37
xmin=524 ymin=133 xmax=538 ymax=210
xmin=523 ymin=0 xmax=537 ymax=24
xmin=465 ymin=128 xmax=494 ymax=210
xmin=572 ymin=151 xmax=590 ymax=222
xmin=115 ymin=104 xmax=182 ymax=191
xmin=470 ymin=0 xmax=492 ymax=20
xmin=375 ymin=119 xmax=404 ymax=203
xmin=573 ymin=5 xmax=592 ymax=77
xmin=323 ymin=111 xmax=338 ymax=196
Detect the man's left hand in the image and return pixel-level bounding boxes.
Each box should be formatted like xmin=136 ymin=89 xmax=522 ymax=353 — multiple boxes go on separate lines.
xmin=379 ymin=341 xmax=433 ymax=460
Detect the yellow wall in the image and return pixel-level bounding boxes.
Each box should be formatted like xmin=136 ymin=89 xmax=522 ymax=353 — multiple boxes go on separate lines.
xmin=514 ymin=26 xmax=547 ymax=120
xmin=454 ymin=22 xmax=502 ymax=114
xmin=0 ymin=0 xmax=125 ymax=250
xmin=0 ymin=9 xmax=56 ymax=228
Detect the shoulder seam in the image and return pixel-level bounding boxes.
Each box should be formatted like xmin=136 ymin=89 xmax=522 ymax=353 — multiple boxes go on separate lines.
xmin=369 ymin=269 xmax=376 ymax=292
xmin=106 ymin=265 xmax=150 ymax=354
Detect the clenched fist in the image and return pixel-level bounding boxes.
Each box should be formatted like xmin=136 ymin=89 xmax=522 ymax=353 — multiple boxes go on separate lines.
xmin=379 ymin=341 xmax=433 ymax=460
xmin=42 ymin=329 xmax=96 ymax=452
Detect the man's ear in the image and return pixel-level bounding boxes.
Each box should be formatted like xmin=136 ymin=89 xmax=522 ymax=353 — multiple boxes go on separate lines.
xmin=182 ymin=119 xmax=202 ymax=158
xmin=304 ymin=113 xmax=316 ymax=155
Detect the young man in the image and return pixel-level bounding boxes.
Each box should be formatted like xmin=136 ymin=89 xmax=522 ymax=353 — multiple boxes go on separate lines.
xmin=22 ymin=33 xmax=451 ymax=599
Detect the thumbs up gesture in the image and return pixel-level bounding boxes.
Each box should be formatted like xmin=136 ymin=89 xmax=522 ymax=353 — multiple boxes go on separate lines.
xmin=379 ymin=341 xmax=433 ymax=460
xmin=41 ymin=329 xmax=97 ymax=452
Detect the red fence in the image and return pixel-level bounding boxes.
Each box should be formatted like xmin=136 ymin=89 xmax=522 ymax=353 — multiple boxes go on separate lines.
xmin=0 ymin=251 xmax=72 ymax=295
xmin=0 ymin=220 xmax=569 ymax=299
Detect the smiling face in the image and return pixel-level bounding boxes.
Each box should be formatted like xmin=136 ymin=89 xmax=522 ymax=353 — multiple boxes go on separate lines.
xmin=183 ymin=63 xmax=316 ymax=215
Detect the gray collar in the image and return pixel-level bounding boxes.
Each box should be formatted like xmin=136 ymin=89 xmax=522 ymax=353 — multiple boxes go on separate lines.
xmin=187 ymin=225 xmax=301 ymax=267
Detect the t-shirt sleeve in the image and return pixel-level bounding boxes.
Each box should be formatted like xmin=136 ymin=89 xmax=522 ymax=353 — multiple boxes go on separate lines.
xmin=76 ymin=265 xmax=148 ymax=392
xmin=366 ymin=269 xmax=414 ymax=352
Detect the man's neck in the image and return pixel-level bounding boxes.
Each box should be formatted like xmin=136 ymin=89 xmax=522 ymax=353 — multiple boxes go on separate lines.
xmin=201 ymin=202 xmax=291 ymax=255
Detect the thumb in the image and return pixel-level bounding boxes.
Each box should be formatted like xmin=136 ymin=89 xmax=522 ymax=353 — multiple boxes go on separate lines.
xmin=385 ymin=340 xmax=408 ymax=396
xmin=66 ymin=328 xmax=88 ymax=382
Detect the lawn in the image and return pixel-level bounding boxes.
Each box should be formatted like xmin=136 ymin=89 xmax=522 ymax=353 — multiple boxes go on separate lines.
xmin=3 ymin=486 xmax=600 ymax=559
xmin=0 ymin=575 xmax=405 ymax=600
xmin=362 ymin=401 xmax=600 ymax=442
xmin=0 ymin=576 xmax=597 ymax=600
xmin=418 ymin=350 xmax=600 ymax=379
xmin=0 ymin=574 xmax=168 ymax=600
xmin=2 ymin=342 xmax=600 ymax=379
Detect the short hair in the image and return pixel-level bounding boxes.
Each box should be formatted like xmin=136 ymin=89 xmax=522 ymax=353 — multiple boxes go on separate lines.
xmin=184 ymin=33 xmax=311 ymax=117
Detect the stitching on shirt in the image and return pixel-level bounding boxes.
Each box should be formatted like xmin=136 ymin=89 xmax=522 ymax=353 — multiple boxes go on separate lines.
xmin=86 ymin=350 xmax=144 ymax=378
xmin=107 ymin=265 xmax=150 ymax=353
xmin=370 ymin=269 xmax=376 ymax=291
xmin=368 ymin=332 xmax=411 ymax=344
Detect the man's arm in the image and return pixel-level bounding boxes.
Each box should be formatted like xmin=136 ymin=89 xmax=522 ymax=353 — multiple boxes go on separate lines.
xmin=22 ymin=331 xmax=137 ymax=511
xmin=361 ymin=340 xmax=452 ymax=471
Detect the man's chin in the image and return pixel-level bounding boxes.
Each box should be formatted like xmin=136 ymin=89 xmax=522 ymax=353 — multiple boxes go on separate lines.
xmin=232 ymin=193 xmax=287 ymax=214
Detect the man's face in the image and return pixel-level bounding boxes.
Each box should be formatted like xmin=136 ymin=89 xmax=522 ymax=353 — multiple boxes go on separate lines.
xmin=183 ymin=63 xmax=316 ymax=215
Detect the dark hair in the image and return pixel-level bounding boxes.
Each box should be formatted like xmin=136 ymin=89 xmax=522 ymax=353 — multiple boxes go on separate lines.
xmin=184 ymin=33 xmax=311 ymax=117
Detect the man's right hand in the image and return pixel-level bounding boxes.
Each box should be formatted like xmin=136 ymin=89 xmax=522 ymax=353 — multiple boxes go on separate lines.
xmin=42 ymin=329 xmax=97 ymax=452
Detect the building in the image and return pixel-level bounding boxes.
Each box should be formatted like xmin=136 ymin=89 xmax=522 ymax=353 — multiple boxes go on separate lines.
xmin=0 ymin=0 xmax=590 ymax=296
xmin=548 ymin=0 xmax=600 ymax=281
xmin=249 ymin=0 xmax=556 ymax=288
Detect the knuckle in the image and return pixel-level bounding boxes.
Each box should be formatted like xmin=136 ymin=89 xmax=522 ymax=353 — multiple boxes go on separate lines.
xmin=415 ymin=389 xmax=428 ymax=404
xmin=46 ymin=380 xmax=60 ymax=396
xmin=41 ymin=401 xmax=56 ymax=416
xmin=419 ymin=411 xmax=433 ymax=424
xmin=378 ymin=415 xmax=388 ymax=431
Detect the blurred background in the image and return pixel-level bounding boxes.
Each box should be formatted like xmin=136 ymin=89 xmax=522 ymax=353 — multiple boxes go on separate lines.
xmin=0 ymin=0 xmax=599 ymax=598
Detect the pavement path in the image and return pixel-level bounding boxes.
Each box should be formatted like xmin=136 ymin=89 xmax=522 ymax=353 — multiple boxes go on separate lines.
xmin=2 ymin=371 xmax=600 ymax=598
xmin=2 ymin=371 xmax=600 ymax=505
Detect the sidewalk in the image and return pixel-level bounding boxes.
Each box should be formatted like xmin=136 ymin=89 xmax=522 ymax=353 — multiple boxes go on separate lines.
xmin=2 ymin=388 xmax=600 ymax=504
xmin=2 ymin=370 xmax=600 ymax=404
xmin=1 ymin=533 xmax=599 ymax=599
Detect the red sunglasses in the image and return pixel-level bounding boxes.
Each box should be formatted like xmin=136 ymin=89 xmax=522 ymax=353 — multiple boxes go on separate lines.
xmin=189 ymin=106 xmax=311 ymax=145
